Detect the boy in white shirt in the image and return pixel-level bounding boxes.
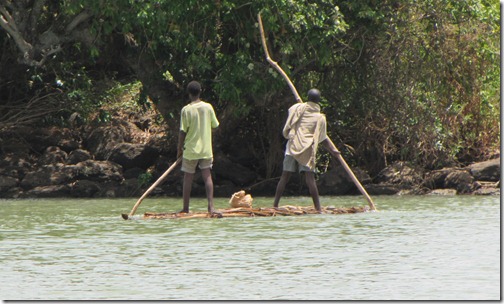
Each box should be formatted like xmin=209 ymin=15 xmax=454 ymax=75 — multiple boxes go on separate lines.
xmin=274 ymin=89 xmax=341 ymax=211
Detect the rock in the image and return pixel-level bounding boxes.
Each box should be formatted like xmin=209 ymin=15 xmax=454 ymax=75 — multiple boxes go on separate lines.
xmin=74 ymin=160 xmax=124 ymax=182
xmin=0 ymin=175 xmax=18 ymax=191
xmin=70 ymin=180 xmax=101 ymax=197
xmin=214 ymin=180 xmax=237 ymax=197
xmin=66 ymin=149 xmax=92 ymax=165
xmin=428 ymin=189 xmax=457 ymax=195
xmin=472 ymin=181 xmax=500 ymax=196
xmin=423 ymin=167 xmax=458 ymax=189
xmin=38 ymin=146 xmax=68 ymax=166
xmin=20 ymin=164 xmax=78 ymax=189
xmin=423 ymin=166 xmax=492 ymax=195
xmin=58 ymin=138 xmax=81 ymax=152
xmin=318 ymin=167 xmax=355 ymax=195
xmin=108 ymin=142 xmax=158 ymax=170
xmin=397 ymin=187 xmax=431 ymax=195
xmin=318 ymin=165 xmax=371 ymax=195
xmin=90 ymin=181 xmax=126 ymax=198
xmin=444 ymin=170 xmax=478 ymax=194
xmin=0 ymin=132 xmax=32 ymax=154
xmin=467 ymin=158 xmax=500 ymax=182
xmin=473 ymin=187 xmax=500 ymax=195
xmin=0 ymin=108 xmax=498 ymax=198
xmin=374 ymin=161 xmax=424 ymax=186
xmin=22 ymin=185 xmax=72 ymax=198
xmin=364 ymin=183 xmax=401 ymax=195
xmin=84 ymin=121 xmax=133 ymax=160
xmin=2 ymin=187 xmax=22 ymax=198
xmin=117 ymin=178 xmax=143 ymax=197
xmin=123 ymin=167 xmax=145 ymax=179
xmin=19 ymin=127 xmax=80 ymax=153
xmin=213 ymin=154 xmax=258 ymax=186
xmin=0 ymin=153 xmax=34 ymax=180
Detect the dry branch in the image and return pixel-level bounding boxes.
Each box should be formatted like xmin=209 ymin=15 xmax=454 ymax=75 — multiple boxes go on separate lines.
xmin=257 ymin=13 xmax=302 ymax=103
xmin=0 ymin=91 xmax=63 ymax=132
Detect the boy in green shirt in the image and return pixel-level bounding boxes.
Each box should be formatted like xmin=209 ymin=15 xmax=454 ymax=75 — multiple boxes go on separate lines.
xmin=177 ymin=81 xmax=221 ymax=216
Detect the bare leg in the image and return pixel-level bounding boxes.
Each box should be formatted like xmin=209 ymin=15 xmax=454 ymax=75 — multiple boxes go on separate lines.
xmin=201 ymin=168 xmax=220 ymax=216
xmin=180 ymin=172 xmax=194 ymax=213
xmin=274 ymin=171 xmax=292 ymax=208
xmin=305 ymin=171 xmax=321 ymax=211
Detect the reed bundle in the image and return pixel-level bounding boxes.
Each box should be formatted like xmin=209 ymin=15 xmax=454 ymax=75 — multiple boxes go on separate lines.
xmin=142 ymin=205 xmax=370 ymax=219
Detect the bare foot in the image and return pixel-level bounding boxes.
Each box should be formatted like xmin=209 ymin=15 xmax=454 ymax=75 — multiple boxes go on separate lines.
xmin=209 ymin=210 xmax=223 ymax=218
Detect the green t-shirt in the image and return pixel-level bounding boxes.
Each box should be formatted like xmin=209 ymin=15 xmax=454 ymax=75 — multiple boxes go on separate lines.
xmin=180 ymin=100 xmax=219 ymax=160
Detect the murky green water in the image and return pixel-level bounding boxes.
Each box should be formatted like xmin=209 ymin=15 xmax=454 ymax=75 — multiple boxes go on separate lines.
xmin=0 ymin=195 xmax=500 ymax=300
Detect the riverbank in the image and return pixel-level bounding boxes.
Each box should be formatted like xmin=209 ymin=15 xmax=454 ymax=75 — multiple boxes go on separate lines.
xmin=0 ymin=109 xmax=499 ymax=199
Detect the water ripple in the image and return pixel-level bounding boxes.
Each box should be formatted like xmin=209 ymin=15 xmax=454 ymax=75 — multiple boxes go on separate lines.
xmin=0 ymin=196 xmax=499 ymax=300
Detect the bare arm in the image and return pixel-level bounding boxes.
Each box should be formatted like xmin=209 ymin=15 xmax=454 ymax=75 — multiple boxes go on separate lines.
xmin=177 ymin=130 xmax=186 ymax=158
xmin=321 ymin=137 xmax=341 ymax=158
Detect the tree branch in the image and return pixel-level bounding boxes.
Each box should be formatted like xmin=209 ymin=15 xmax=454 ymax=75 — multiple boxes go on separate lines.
xmin=65 ymin=9 xmax=92 ymax=34
xmin=29 ymin=0 xmax=45 ymax=35
xmin=0 ymin=4 xmax=18 ymax=33
xmin=0 ymin=4 xmax=34 ymax=60
xmin=0 ymin=3 xmax=94 ymax=67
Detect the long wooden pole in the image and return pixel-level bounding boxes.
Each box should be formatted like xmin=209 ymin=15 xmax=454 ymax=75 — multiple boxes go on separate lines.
xmin=122 ymin=157 xmax=182 ymax=219
xmin=326 ymin=138 xmax=377 ymax=210
xmin=258 ymin=13 xmax=302 ymax=103
xmin=257 ymin=13 xmax=377 ymax=211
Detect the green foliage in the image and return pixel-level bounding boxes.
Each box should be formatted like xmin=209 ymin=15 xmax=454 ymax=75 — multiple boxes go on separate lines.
xmin=138 ymin=172 xmax=153 ymax=187
xmin=0 ymin=0 xmax=499 ymax=176
xmin=71 ymin=0 xmax=349 ymax=110
xmin=324 ymin=0 xmax=500 ymax=172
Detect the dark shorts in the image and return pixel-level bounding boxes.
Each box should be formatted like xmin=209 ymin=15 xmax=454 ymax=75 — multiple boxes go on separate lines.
xmin=283 ymin=154 xmax=314 ymax=173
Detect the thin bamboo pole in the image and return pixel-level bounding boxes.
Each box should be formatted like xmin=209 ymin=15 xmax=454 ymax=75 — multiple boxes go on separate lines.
xmin=257 ymin=13 xmax=377 ymax=211
xmin=122 ymin=157 xmax=182 ymax=220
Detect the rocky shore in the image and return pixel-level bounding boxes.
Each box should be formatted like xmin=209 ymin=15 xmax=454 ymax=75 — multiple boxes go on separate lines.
xmin=0 ymin=114 xmax=500 ymax=199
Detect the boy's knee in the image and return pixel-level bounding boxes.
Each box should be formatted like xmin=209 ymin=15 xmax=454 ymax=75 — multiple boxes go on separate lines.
xmin=305 ymin=172 xmax=316 ymax=181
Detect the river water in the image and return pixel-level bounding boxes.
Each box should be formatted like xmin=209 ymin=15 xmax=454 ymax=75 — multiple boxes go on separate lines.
xmin=0 ymin=195 xmax=500 ymax=300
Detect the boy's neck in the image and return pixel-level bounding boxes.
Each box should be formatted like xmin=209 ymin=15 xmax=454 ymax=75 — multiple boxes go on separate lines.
xmin=189 ymin=95 xmax=200 ymax=103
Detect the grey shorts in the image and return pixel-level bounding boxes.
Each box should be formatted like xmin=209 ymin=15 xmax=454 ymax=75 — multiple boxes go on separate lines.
xmin=181 ymin=158 xmax=213 ymax=174
xmin=283 ymin=154 xmax=314 ymax=173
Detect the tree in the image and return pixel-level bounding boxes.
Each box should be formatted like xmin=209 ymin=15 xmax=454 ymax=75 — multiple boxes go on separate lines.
xmin=0 ymin=0 xmax=92 ymax=66
xmin=0 ymin=0 xmax=499 ymax=177
xmin=330 ymin=0 xmax=500 ymax=172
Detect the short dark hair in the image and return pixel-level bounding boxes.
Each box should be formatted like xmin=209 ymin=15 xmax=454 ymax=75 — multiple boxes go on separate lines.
xmin=187 ymin=81 xmax=201 ymax=96
xmin=307 ymin=88 xmax=321 ymax=102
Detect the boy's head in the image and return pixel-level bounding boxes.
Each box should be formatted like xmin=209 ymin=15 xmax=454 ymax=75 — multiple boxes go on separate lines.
xmin=307 ymin=88 xmax=321 ymax=103
xmin=187 ymin=81 xmax=201 ymax=97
